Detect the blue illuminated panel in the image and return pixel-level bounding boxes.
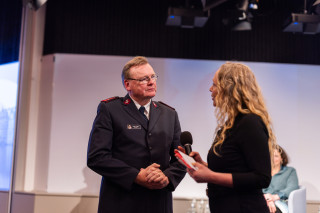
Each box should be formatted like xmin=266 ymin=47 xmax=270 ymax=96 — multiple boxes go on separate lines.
xmin=0 ymin=61 xmax=19 ymax=191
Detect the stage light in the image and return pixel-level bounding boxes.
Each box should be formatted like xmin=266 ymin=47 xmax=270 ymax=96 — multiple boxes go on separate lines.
xmin=283 ymin=13 xmax=320 ymax=34
xmin=283 ymin=0 xmax=320 ymax=34
xmin=221 ymin=0 xmax=258 ymax=31
xmin=222 ymin=11 xmax=252 ymax=31
xmin=166 ymin=7 xmax=210 ymax=28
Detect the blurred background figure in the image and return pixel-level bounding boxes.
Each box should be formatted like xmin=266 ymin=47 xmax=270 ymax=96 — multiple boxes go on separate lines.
xmin=263 ymin=145 xmax=299 ymax=213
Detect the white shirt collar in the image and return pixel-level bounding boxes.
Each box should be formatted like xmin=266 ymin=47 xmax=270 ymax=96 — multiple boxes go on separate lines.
xmin=129 ymin=95 xmax=151 ymax=119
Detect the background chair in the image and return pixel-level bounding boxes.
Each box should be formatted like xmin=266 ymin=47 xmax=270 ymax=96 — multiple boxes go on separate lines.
xmin=288 ymin=185 xmax=306 ymax=213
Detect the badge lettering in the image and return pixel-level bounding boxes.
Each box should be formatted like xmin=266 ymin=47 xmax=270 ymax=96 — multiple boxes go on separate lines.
xmin=127 ymin=124 xmax=141 ymax=130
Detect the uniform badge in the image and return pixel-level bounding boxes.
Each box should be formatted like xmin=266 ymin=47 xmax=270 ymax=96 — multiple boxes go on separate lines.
xmin=124 ymin=99 xmax=131 ymax=105
xmin=127 ymin=124 xmax=141 ymax=129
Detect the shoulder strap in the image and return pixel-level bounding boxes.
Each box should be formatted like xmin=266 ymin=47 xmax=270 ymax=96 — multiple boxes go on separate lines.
xmin=158 ymin=101 xmax=175 ymax=110
xmin=101 ymin=96 xmax=120 ymax=103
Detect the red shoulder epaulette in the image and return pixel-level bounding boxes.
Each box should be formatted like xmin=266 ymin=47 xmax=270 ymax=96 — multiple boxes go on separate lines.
xmin=101 ymin=96 xmax=120 ymax=103
xmin=158 ymin=101 xmax=175 ymax=110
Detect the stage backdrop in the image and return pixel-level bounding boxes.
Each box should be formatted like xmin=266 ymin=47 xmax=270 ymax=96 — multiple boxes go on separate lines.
xmin=30 ymin=54 xmax=320 ymax=200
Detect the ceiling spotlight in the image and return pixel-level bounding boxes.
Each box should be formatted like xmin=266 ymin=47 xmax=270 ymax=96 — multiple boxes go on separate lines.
xmin=283 ymin=0 xmax=320 ymax=34
xmin=222 ymin=0 xmax=253 ymax=31
xmin=283 ymin=13 xmax=320 ymax=34
xmin=166 ymin=7 xmax=210 ymax=28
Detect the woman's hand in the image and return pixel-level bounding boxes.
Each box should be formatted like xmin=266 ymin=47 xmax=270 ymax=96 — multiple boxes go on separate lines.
xmin=188 ymin=163 xmax=233 ymax=187
xmin=264 ymin=193 xmax=280 ymax=202
xmin=266 ymin=200 xmax=277 ymax=213
xmin=177 ymin=146 xmax=208 ymax=167
xmin=189 ymin=151 xmax=208 ymax=167
xmin=187 ymin=162 xmax=213 ymax=183
xmin=264 ymin=193 xmax=272 ymax=201
xmin=177 ymin=146 xmax=186 ymax=154
xmin=264 ymin=193 xmax=279 ymax=213
xmin=270 ymin=194 xmax=280 ymax=201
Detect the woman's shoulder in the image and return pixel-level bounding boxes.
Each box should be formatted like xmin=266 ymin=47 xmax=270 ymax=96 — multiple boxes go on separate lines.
xmin=279 ymin=166 xmax=298 ymax=178
xmin=237 ymin=113 xmax=261 ymax=121
xmin=283 ymin=166 xmax=297 ymax=173
xmin=235 ymin=113 xmax=267 ymax=134
xmin=236 ymin=113 xmax=264 ymax=126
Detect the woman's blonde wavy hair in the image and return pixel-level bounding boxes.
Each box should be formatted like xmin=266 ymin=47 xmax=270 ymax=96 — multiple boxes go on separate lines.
xmin=213 ymin=62 xmax=277 ymax=163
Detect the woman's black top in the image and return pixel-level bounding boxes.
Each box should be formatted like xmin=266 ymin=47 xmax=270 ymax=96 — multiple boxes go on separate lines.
xmin=207 ymin=113 xmax=271 ymax=213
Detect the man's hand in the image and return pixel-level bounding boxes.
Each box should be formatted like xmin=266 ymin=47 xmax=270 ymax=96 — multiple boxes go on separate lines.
xmin=134 ymin=163 xmax=169 ymax=189
xmin=146 ymin=167 xmax=169 ymax=188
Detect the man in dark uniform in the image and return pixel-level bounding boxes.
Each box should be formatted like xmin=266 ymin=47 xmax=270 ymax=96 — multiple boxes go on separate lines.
xmin=87 ymin=56 xmax=186 ymax=213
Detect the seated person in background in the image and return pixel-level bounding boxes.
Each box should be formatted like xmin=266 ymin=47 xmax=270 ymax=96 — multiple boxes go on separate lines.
xmin=263 ymin=145 xmax=299 ymax=213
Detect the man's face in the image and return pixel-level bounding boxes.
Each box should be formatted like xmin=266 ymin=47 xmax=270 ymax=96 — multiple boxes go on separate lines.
xmin=124 ymin=63 xmax=157 ymax=104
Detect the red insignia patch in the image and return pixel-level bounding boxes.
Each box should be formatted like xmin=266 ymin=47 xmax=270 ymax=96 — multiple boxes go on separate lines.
xmin=124 ymin=99 xmax=131 ymax=105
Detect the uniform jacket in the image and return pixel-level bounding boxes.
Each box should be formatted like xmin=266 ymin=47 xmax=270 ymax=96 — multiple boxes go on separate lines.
xmin=87 ymin=94 xmax=186 ymax=213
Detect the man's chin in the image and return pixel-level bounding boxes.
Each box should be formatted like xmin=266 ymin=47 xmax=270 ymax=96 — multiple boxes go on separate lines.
xmin=145 ymin=92 xmax=156 ymax=98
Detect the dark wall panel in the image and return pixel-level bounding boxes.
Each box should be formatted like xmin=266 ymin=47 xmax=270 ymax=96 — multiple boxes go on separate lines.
xmin=43 ymin=0 xmax=320 ymax=65
xmin=0 ymin=0 xmax=22 ymax=64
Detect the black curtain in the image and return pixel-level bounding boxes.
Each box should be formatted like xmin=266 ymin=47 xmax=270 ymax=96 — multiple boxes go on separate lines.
xmin=43 ymin=0 xmax=320 ymax=65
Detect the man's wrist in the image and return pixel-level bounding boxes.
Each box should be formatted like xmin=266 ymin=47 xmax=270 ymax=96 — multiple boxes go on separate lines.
xmin=134 ymin=170 xmax=145 ymax=185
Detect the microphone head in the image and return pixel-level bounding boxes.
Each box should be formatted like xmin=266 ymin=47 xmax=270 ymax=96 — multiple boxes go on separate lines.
xmin=180 ymin=131 xmax=193 ymax=145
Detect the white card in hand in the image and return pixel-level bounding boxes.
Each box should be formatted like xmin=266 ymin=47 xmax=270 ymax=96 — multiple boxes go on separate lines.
xmin=175 ymin=150 xmax=198 ymax=170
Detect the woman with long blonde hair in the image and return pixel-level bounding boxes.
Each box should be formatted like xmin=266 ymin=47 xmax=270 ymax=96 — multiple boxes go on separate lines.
xmin=178 ymin=62 xmax=277 ymax=213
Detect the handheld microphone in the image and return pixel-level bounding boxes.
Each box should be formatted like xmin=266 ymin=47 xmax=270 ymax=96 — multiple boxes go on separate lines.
xmin=180 ymin=131 xmax=193 ymax=155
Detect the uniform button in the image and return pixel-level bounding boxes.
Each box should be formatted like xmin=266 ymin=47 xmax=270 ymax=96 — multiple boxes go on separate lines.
xmin=149 ymin=146 xmax=152 ymax=150
xmin=148 ymin=133 xmax=152 ymax=136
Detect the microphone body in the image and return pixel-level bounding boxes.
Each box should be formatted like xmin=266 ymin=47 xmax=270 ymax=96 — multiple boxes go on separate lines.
xmin=184 ymin=143 xmax=192 ymax=155
xmin=180 ymin=131 xmax=193 ymax=155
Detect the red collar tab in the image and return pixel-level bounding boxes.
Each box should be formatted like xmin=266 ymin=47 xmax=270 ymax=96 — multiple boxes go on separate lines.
xmin=124 ymin=98 xmax=131 ymax=105
xmin=101 ymin=96 xmax=119 ymax=103
xmin=152 ymin=102 xmax=157 ymax=107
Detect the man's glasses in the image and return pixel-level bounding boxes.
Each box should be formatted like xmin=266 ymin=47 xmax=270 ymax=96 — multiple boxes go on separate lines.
xmin=127 ymin=75 xmax=158 ymax=84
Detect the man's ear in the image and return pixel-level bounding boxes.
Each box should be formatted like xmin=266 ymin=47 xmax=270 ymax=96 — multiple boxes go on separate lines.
xmin=124 ymin=80 xmax=130 ymax=91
